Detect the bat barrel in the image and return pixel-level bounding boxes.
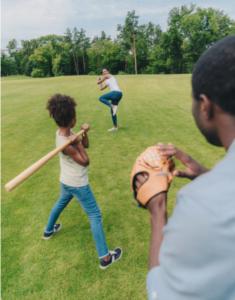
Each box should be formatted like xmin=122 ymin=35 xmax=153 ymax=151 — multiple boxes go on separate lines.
xmin=5 ymin=129 xmax=85 ymax=192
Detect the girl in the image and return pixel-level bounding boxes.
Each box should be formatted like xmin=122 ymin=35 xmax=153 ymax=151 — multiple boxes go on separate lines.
xmin=97 ymin=68 xmax=123 ymax=131
xmin=44 ymin=93 xmax=122 ymax=269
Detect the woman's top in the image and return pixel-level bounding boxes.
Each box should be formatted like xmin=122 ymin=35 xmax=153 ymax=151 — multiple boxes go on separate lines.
xmin=56 ymin=129 xmax=89 ymax=187
xmin=106 ymin=75 xmax=122 ymax=92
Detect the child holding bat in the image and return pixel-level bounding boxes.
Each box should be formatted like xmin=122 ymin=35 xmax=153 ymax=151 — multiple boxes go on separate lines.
xmin=44 ymin=93 xmax=122 ymax=269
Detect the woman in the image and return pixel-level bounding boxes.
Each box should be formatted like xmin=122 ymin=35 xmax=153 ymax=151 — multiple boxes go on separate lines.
xmin=97 ymin=68 xmax=123 ymax=131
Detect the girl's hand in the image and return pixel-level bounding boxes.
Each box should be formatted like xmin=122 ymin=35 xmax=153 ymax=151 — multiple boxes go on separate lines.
xmin=156 ymin=143 xmax=209 ymax=180
xmin=81 ymin=123 xmax=90 ymax=133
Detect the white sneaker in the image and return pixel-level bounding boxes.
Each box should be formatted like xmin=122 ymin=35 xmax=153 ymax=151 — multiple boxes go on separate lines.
xmin=112 ymin=105 xmax=118 ymax=116
xmin=108 ymin=127 xmax=118 ymax=131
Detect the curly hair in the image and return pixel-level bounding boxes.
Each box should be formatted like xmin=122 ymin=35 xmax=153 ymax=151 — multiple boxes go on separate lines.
xmin=46 ymin=94 xmax=77 ymax=127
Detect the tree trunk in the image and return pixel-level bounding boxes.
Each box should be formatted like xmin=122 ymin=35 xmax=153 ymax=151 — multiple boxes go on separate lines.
xmin=72 ymin=46 xmax=79 ymax=75
xmin=133 ymin=30 xmax=137 ymax=74
xmin=75 ymin=48 xmax=79 ymax=75
xmin=125 ymin=54 xmax=128 ymax=73
xmin=182 ymin=40 xmax=185 ymax=73
xmin=82 ymin=48 xmax=85 ymax=74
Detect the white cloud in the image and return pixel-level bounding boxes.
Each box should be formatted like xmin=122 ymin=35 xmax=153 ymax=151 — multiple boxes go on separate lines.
xmin=1 ymin=0 xmax=74 ymax=47
xmin=1 ymin=0 xmax=235 ymax=49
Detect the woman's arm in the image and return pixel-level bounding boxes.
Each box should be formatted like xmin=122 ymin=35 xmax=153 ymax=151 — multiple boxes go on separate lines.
xmin=100 ymin=83 xmax=107 ymax=90
xmin=97 ymin=74 xmax=110 ymax=84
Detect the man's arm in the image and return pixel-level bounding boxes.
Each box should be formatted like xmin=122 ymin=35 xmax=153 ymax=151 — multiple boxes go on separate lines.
xmin=135 ymin=174 xmax=167 ymax=270
xmin=146 ymin=194 xmax=224 ymax=300
xmin=148 ymin=194 xmax=167 ymax=270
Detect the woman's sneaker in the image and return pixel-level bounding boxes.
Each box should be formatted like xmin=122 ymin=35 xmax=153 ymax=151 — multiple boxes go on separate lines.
xmin=99 ymin=247 xmax=122 ymax=269
xmin=43 ymin=223 xmax=62 ymax=239
xmin=112 ymin=105 xmax=118 ymax=116
xmin=108 ymin=127 xmax=118 ymax=131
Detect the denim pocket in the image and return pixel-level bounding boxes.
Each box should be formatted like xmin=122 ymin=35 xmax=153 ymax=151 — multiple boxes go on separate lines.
xmin=73 ymin=187 xmax=84 ymax=201
xmin=112 ymin=91 xmax=122 ymax=100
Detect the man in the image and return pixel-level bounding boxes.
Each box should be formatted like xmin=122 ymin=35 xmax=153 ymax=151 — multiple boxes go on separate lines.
xmin=134 ymin=36 xmax=235 ymax=299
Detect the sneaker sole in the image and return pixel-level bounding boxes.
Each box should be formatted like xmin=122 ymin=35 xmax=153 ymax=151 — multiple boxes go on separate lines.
xmin=43 ymin=224 xmax=62 ymax=240
xmin=99 ymin=248 xmax=123 ymax=270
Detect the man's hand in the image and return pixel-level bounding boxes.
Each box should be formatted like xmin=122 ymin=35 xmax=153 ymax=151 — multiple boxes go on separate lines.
xmin=81 ymin=123 xmax=90 ymax=134
xmin=156 ymin=143 xmax=209 ymax=180
xmin=67 ymin=134 xmax=82 ymax=144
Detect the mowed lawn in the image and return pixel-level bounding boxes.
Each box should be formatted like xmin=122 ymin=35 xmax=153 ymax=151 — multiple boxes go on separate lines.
xmin=1 ymin=75 xmax=225 ymax=300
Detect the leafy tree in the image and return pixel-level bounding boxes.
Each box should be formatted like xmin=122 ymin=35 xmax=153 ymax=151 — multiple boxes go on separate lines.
xmin=87 ymin=32 xmax=114 ymax=74
xmin=117 ymin=11 xmax=139 ymax=74
xmin=2 ymin=4 xmax=235 ymax=77
xmin=64 ymin=28 xmax=84 ymax=75
xmin=1 ymin=50 xmax=18 ymax=76
xmin=29 ymin=43 xmax=53 ymax=76
xmin=78 ymin=29 xmax=91 ymax=74
xmin=6 ymin=39 xmax=22 ymax=74
xmin=31 ymin=68 xmax=44 ymax=77
xmin=102 ymin=41 xmax=123 ymax=74
xmin=181 ymin=6 xmax=235 ymax=72
xmin=25 ymin=60 xmax=36 ymax=76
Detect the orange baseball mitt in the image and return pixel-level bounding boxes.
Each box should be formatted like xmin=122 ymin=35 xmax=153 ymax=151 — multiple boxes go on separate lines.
xmin=131 ymin=146 xmax=175 ymax=208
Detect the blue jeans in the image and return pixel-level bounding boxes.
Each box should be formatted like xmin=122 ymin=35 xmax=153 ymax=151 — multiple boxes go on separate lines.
xmin=45 ymin=183 xmax=109 ymax=259
xmin=99 ymin=91 xmax=123 ymax=126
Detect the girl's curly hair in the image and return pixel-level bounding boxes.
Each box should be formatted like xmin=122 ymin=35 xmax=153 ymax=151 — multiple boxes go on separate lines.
xmin=46 ymin=94 xmax=77 ymax=127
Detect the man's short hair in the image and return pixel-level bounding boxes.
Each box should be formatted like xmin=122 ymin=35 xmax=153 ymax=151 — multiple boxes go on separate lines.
xmin=192 ymin=35 xmax=235 ymax=115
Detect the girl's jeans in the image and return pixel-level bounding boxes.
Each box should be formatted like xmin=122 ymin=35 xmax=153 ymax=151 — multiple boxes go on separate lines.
xmin=99 ymin=91 xmax=123 ymax=126
xmin=45 ymin=182 xmax=109 ymax=259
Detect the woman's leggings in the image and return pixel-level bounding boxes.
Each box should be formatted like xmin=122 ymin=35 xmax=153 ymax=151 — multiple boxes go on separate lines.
xmin=99 ymin=91 xmax=123 ymax=126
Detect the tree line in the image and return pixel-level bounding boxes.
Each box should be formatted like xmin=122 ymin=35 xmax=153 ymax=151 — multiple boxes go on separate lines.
xmin=1 ymin=4 xmax=235 ymax=77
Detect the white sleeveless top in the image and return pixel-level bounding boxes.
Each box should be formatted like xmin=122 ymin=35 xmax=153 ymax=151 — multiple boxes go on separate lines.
xmin=106 ymin=75 xmax=122 ymax=92
xmin=56 ymin=129 xmax=89 ymax=187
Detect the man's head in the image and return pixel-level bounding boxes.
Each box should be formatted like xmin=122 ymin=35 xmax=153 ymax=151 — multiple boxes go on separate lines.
xmin=46 ymin=94 xmax=77 ymax=128
xmin=192 ymin=35 xmax=235 ymax=147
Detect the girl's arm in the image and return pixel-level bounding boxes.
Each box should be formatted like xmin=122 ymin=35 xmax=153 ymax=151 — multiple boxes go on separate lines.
xmin=82 ymin=133 xmax=89 ymax=148
xmin=81 ymin=123 xmax=89 ymax=148
xmin=63 ymin=140 xmax=90 ymax=167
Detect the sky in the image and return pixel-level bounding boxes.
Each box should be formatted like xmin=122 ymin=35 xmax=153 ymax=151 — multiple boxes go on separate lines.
xmin=1 ymin=0 xmax=235 ymax=50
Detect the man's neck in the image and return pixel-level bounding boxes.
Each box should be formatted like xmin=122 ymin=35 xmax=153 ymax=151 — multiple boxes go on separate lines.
xmin=216 ymin=114 xmax=235 ymax=151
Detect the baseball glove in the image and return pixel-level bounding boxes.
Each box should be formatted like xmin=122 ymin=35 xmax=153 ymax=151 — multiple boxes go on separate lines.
xmin=131 ymin=146 xmax=175 ymax=208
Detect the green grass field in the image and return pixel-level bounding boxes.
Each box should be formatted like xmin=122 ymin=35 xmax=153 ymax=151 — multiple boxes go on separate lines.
xmin=1 ymin=75 xmax=225 ymax=300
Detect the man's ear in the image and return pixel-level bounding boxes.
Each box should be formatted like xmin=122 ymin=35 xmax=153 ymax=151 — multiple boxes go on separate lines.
xmin=199 ymin=94 xmax=214 ymax=120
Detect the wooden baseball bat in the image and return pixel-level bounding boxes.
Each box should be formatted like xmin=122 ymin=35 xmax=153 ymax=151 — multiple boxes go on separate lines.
xmin=5 ymin=129 xmax=85 ymax=192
